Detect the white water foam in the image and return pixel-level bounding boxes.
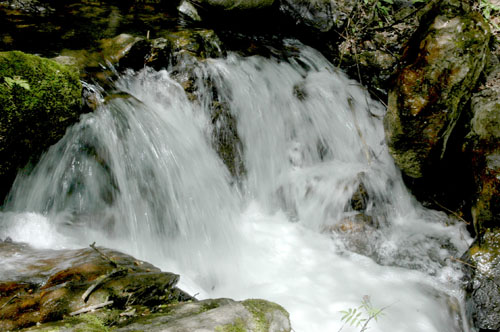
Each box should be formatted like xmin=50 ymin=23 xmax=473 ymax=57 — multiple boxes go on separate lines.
xmin=1 ymin=41 xmax=472 ymax=331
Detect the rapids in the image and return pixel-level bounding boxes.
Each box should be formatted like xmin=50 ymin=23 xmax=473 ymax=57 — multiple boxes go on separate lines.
xmin=0 ymin=40 xmax=472 ymax=332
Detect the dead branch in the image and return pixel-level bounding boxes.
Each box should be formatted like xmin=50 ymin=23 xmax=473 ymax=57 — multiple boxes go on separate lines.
xmin=90 ymin=242 xmax=118 ymax=268
xmin=82 ymin=269 xmax=126 ymax=303
xmin=69 ymin=300 xmax=114 ymax=316
xmin=1 ymin=293 xmax=18 ymax=309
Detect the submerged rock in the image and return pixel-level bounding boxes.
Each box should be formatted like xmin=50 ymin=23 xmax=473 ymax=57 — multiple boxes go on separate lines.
xmin=0 ymin=51 xmax=82 ymax=202
xmin=463 ymin=229 xmax=500 ymax=331
xmin=384 ymin=0 xmax=490 ymax=179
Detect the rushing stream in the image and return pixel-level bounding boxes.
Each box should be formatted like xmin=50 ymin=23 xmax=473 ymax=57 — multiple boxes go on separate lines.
xmin=0 ymin=41 xmax=472 ymax=331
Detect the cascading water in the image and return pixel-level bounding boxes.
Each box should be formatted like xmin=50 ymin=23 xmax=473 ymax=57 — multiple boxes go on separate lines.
xmin=0 ymin=40 xmax=473 ymax=332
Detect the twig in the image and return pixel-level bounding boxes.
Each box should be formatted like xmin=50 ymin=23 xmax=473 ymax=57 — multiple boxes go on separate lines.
xmin=431 ymin=199 xmax=470 ymax=225
xmin=447 ymin=256 xmax=476 ymax=269
xmin=82 ymin=269 xmax=126 ymax=303
xmin=90 ymin=242 xmax=118 ymax=268
xmin=69 ymin=300 xmax=114 ymax=316
xmin=1 ymin=293 xmax=18 ymax=309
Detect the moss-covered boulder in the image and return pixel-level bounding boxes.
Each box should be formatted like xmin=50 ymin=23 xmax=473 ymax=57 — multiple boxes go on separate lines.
xmin=0 ymin=51 xmax=82 ymax=201
xmin=384 ymin=0 xmax=490 ymax=179
xmin=463 ymin=228 xmax=500 ymax=331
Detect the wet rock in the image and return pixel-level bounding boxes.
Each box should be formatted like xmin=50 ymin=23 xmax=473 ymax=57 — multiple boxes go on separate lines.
xmin=0 ymin=242 xmax=184 ymax=330
xmin=349 ymin=180 xmax=369 ymax=212
xmin=20 ymin=298 xmax=291 ymax=332
xmin=0 ymin=51 xmax=83 ymax=202
xmin=468 ymin=66 xmax=500 ymax=233
xmin=119 ymin=28 xmax=224 ymax=71
xmin=463 ymin=229 xmax=500 ymax=331
xmin=178 ymin=0 xmax=202 ymax=21
xmin=52 ymin=33 xmax=141 ymax=89
xmin=384 ymin=0 xmax=490 ymax=179
xmin=211 ymin=100 xmax=246 ymax=179
xmin=279 ymin=0 xmax=354 ymax=33
xmin=114 ymin=298 xmax=291 ymax=332
xmin=187 ymin=0 xmax=275 ymax=11
xmin=0 ymin=242 xmax=291 ymax=332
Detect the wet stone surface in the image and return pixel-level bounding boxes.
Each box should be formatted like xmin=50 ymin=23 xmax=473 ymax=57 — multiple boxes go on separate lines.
xmin=0 ymin=242 xmax=185 ymax=330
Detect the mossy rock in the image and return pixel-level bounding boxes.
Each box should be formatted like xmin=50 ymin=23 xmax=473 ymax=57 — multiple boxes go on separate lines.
xmin=0 ymin=51 xmax=82 ymax=201
xmin=384 ymin=0 xmax=490 ymax=179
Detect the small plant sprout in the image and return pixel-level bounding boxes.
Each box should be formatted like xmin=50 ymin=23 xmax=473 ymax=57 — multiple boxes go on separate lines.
xmin=338 ymin=295 xmax=388 ymax=332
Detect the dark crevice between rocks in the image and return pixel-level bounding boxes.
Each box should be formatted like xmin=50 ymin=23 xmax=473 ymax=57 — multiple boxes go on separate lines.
xmin=402 ymin=98 xmax=477 ymax=237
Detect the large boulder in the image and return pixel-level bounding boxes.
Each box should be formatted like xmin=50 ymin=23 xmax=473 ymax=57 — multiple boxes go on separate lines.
xmin=468 ymin=66 xmax=500 ymax=233
xmin=463 ymin=229 xmax=500 ymax=331
xmin=0 ymin=242 xmax=186 ymax=330
xmin=0 ymin=51 xmax=82 ymax=201
xmin=0 ymin=241 xmax=291 ymax=332
xmin=384 ymin=0 xmax=490 ymax=179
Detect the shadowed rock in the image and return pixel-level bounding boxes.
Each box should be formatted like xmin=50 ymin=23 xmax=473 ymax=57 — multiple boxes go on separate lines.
xmin=384 ymin=0 xmax=490 ymax=179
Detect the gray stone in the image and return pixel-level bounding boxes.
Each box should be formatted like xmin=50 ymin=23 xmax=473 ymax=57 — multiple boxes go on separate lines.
xmin=464 ymin=229 xmax=500 ymax=331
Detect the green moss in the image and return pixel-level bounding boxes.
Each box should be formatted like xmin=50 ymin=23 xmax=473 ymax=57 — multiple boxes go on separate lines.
xmin=215 ymin=318 xmax=247 ymax=332
xmin=242 ymin=299 xmax=289 ymax=332
xmin=198 ymin=299 xmax=221 ymax=314
xmin=471 ymin=228 xmax=500 ymax=263
xmin=69 ymin=314 xmax=111 ymax=332
xmin=0 ymin=50 xmax=82 ymax=197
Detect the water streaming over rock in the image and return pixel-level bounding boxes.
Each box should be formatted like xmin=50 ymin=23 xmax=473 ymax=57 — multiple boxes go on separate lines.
xmin=1 ymin=41 xmax=472 ymax=332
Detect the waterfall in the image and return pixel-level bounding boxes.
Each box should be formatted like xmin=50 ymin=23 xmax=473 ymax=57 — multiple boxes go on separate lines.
xmin=0 ymin=40 xmax=472 ymax=332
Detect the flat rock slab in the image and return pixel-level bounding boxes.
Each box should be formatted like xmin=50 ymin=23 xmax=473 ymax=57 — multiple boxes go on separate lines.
xmin=0 ymin=242 xmax=183 ymax=331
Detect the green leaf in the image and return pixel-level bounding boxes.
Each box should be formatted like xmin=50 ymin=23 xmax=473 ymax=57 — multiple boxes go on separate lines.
xmin=4 ymin=76 xmax=30 ymax=90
